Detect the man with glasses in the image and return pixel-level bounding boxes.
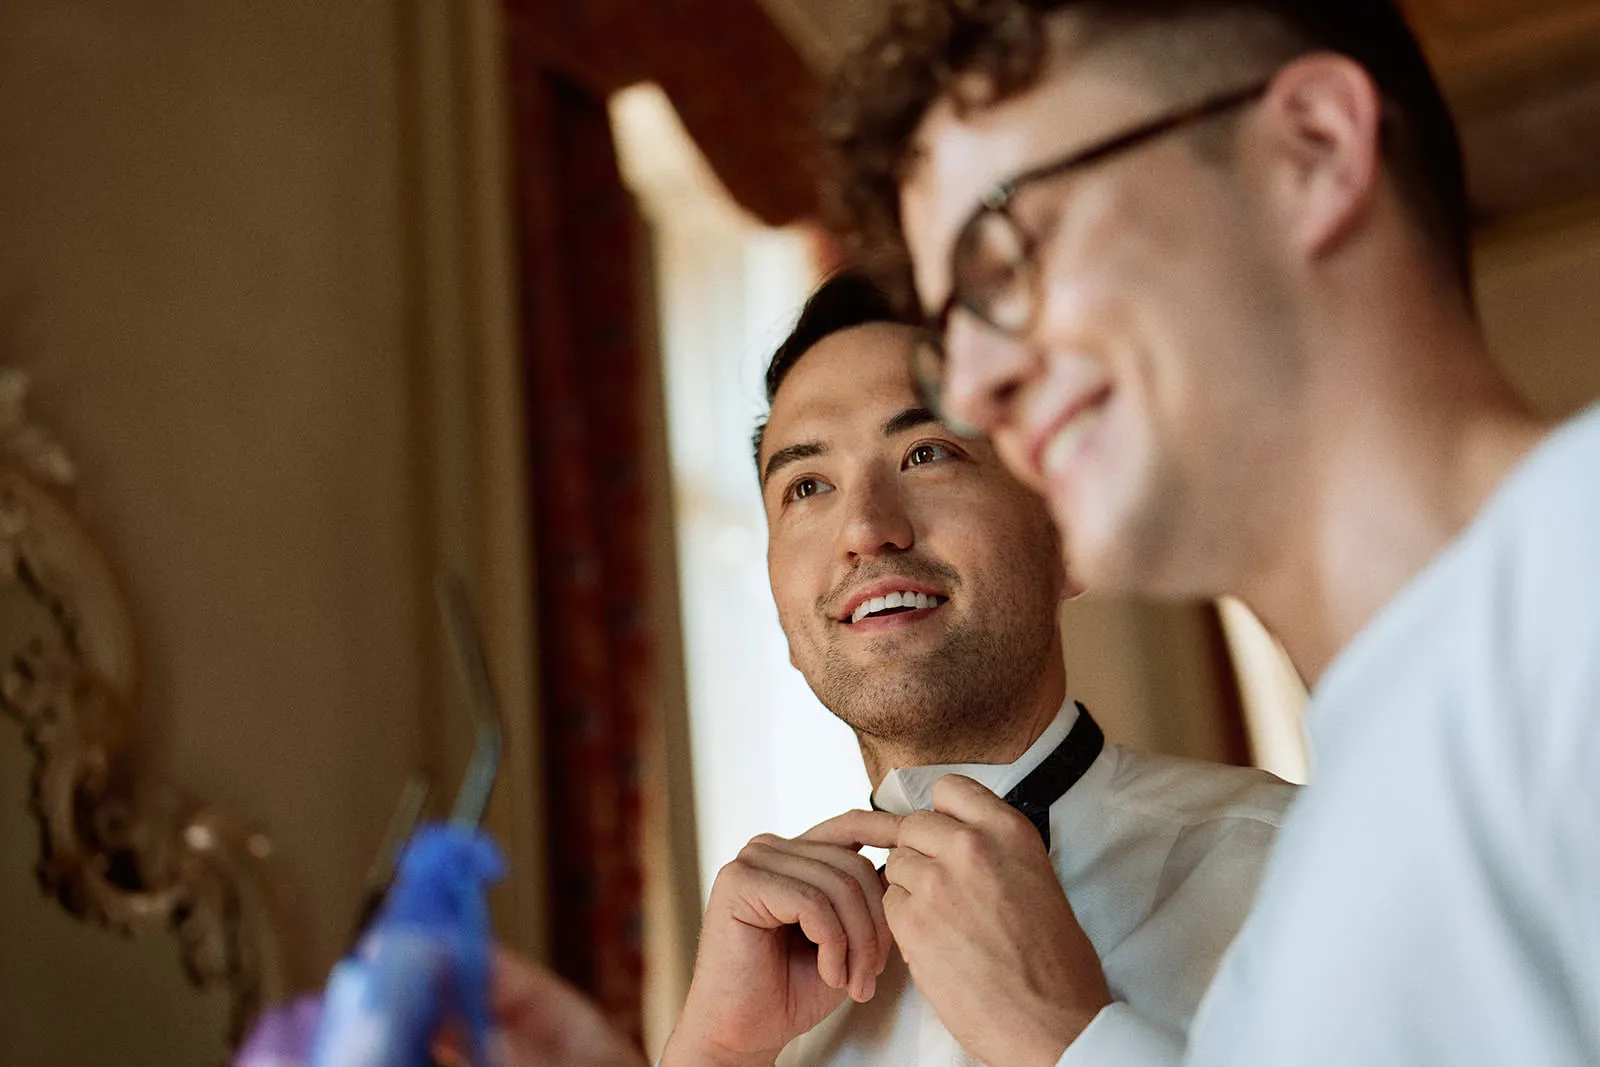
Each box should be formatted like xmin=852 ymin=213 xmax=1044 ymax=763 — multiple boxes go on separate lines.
xmin=823 ymin=1 xmax=1599 ymax=1065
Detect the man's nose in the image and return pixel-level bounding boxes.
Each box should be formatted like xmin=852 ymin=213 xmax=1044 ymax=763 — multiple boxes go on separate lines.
xmin=838 ymin=472 xmax=914 ymax=560
xmin=941 ymin=312 xmax=1038 ymax=434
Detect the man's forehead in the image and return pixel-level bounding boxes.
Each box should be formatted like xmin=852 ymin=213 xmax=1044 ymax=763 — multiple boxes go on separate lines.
xmin=901 ymin=98 xmax=1019 ymax=315
xmin=899 ymin=50 xmax=1159 ymax=312
xmin=761 ymin=323 xmax=921 ymax=455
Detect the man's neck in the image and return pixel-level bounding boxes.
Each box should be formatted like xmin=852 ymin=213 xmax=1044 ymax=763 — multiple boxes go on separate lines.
xmin=856 ymin=670 xmax=1068 ymax=789
xmin=1239 ymin=286 xmax=1549 ymax=686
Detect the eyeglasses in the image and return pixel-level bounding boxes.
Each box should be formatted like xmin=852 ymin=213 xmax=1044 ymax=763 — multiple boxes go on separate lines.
xmin=912 ymin=80 xmax=1272 ymax=427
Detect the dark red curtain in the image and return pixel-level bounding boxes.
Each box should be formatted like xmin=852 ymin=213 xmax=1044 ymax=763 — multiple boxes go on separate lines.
xmin=504 ymin=0 xmax=817 ymax=1046
xmin=506 ymin=0 xmax=819 ymax=227
xmin=510 ymin=62 xmax=649 ymax=1043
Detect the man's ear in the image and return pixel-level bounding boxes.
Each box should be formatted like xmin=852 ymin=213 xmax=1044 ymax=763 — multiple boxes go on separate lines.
xmin=1256 ymin=53 xmax=1384 ymax=266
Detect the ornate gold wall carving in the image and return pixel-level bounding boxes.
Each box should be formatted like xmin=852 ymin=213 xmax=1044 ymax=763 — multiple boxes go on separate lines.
xmin=0 ymin=369 xmax=284 ymax=1054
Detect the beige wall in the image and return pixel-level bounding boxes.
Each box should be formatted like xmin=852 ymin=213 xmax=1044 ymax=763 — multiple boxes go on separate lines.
xmin=0 ymin=1 xmax=535 ymax=1063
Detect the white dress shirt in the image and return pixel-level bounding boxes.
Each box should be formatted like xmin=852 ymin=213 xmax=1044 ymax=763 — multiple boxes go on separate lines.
xmin=778 ymin=699 xmax=1294 ymax=1066
xmin=1101 ymin=404 xmax=1600 ymax=1066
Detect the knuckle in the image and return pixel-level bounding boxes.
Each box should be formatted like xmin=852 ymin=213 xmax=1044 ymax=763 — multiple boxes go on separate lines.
xmin=708 ymin=859 xmax=755 ymax=902
xmin=999 ymin=806 xmax=1035 ymax=841
xmin=953 ymin=827 xmax=991 ymax=866
xmin=831 ymin=863 xmax=866 ymax=896
xmin=890 ymin=902 xmax=924 ymax=941
xmin=737 ymin=834 xmax=784 ymax=863
xmin=796 ymin=882 xmax=830 ymax=910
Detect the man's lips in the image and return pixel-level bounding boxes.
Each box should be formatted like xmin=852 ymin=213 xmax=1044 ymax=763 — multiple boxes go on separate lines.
xmin=1025 ymin=384 xmax=1113 ymax=486
xmin=835 ymin=578 xmax=949 ymax=623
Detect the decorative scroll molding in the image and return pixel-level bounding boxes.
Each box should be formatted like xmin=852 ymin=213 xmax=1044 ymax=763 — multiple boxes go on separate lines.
xmin=0 ymin=368 xmax=283 ymax=1055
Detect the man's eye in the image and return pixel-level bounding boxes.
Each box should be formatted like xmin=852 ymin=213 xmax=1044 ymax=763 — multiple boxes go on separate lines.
xmin=906 ymin=442 xmax=956 ymax=467
xmin=785 ymin=476 xmax=830 ymax=503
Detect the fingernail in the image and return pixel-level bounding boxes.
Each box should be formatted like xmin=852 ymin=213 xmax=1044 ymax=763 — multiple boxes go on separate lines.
xmin=864 ymin=973 xmax=876 ymax=1000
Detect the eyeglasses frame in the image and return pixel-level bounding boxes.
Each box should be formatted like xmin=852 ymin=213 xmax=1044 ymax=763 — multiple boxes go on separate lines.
xmin=914 ymin=79 xmax=1275 ymax=420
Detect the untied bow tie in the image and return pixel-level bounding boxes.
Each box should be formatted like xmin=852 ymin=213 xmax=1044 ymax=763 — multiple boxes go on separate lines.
xmin=872 ymin=703 xmax=1104 ymax=850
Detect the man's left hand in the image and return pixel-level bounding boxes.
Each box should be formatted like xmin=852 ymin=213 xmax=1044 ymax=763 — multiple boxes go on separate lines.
xmin=884 ymin=774 xmax=1111 ymax=1067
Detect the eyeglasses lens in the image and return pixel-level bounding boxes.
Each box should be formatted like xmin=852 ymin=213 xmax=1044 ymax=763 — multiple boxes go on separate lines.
xmin=959 ymin=210 xmax=1032 ymax=333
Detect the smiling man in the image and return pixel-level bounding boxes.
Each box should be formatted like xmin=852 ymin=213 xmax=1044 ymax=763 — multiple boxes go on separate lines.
xmin=657 ymin=271 xmax=1292 ymax=1067
xmin=823 ymin=1 xmax=1600 ymax=1065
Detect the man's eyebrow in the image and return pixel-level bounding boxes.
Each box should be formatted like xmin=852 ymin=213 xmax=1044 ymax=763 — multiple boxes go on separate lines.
xmin=883 ymin=407 xmax=940 ymax=438
xmin=761 ymin=441 xmax=826 ymax=489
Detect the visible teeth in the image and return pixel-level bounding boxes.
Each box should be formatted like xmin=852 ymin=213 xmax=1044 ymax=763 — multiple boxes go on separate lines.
xmin=850 ymin=591 xmax=947 ymax=623
xmin=1042 ymin=405 xmax=1105 ymax=480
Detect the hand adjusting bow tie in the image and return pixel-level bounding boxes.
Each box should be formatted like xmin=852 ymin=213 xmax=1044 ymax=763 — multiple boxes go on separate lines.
xmin=872 ymin=703 xmax=1105 ymax=850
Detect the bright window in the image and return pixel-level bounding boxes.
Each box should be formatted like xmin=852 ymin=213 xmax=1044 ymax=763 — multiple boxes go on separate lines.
xmin=611 ymin=85 xmax=871 ymax=905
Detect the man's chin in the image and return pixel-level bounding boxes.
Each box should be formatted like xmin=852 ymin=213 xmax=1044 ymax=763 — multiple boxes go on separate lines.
xmin=823 ymin=678 xmax=972 ymax=738
xmin=1052 ymin=504 xmax=1153 ymax=596
xmin=820 ymin=674 xmax=926 ymax=714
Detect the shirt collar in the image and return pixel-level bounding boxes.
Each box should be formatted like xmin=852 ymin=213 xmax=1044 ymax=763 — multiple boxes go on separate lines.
xmin=870 ymin=698 xmax=1081 ymax=815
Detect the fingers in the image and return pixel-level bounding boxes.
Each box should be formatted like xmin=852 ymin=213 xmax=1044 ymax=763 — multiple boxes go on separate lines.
xmin=929 ymin=774 xmax=1034 ymax=835
xmin=881 ymin=840 xmax=934 ymax=896
xmin=800 ymin=808 xmax=904 ymax=851
xmin=748 ymin=850 xmax=868 ymax=999
xmin=724 ymin=835 xmax=890 ymax=1002
xmin=893 ymin=776 xmax=1038 ymax=861
xmin=763 ymin=836 xmax=892 ymax=978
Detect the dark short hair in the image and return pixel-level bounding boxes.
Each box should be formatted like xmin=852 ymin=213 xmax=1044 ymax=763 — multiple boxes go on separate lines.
xmin=752 ymin=269 xmax=907 ymax=471
xmin=821 ymin=0 xmax=1472 ymax=300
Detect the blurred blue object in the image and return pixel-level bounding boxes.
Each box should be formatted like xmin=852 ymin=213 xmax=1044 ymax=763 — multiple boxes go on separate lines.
xmin=306 ymin=825 xmax=505 ymax=1067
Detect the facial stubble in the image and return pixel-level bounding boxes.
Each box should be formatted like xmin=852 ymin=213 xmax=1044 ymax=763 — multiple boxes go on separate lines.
xmin=809 ymin=577 xmax=1062 ymax=766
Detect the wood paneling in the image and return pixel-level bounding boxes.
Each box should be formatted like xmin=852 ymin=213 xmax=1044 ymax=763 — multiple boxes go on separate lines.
xmin=1402 ymin=0 xmax=1600 ymax=222
xmin=1407 ymin=0 xmax=1600 ymax=82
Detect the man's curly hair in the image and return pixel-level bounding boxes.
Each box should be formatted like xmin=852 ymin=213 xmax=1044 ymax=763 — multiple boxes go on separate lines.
xmin=819 ymin=0 xmax=1054 ymax=305
xmin=819 ymin=0 xmax=1471 ymax=305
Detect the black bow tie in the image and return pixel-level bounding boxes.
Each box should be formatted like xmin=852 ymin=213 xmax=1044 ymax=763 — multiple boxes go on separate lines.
xmin=871 ymin=703 xmax=1105 ymax=850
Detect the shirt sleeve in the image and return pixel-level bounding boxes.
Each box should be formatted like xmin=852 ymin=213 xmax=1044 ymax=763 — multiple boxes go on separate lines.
xmin=1056 ymin=1003 xmax=1185 ymax=1067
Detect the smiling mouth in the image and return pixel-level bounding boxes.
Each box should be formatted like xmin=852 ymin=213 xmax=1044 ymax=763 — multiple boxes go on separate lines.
xmin=848 ymin=591 xmax=948 ymax=625
xmin=1039 ymin=387 xmax=1113 ymax=483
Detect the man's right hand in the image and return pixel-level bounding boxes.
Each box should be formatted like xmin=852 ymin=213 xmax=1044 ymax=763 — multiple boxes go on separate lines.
xmin=660 ymin=809 xmax=903 ymax=1067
